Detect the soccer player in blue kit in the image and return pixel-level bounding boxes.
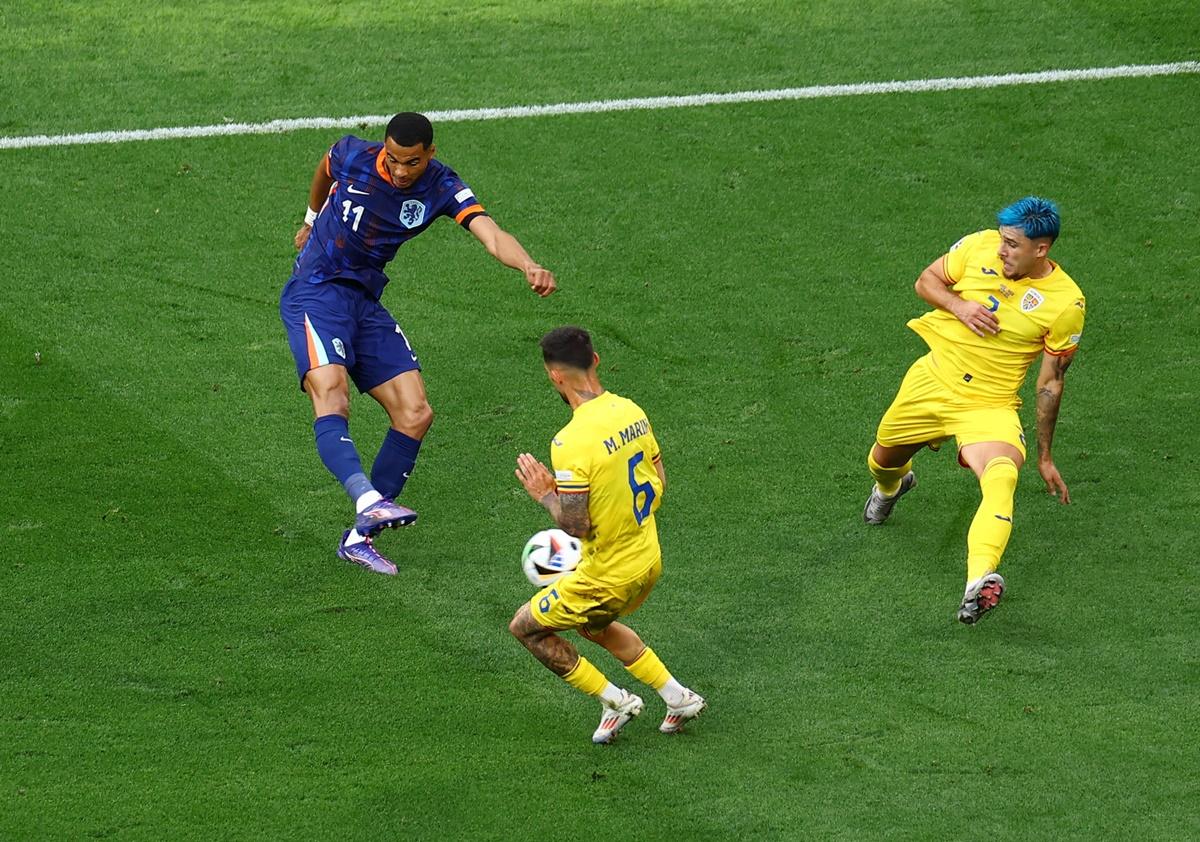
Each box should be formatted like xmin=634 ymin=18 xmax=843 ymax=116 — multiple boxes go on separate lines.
xmin=281 ymin=112 xmax=557 ymax=574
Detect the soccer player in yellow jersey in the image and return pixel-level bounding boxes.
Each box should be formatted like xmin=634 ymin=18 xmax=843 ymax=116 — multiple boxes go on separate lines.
xmin=510 ymin=326 xmax=706 ymax=743
xmin=863 ymin=197 xmax=1085 ymax=624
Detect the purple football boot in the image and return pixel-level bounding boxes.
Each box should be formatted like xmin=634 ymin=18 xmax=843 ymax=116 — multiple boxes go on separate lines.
xmin=337 ymin=530 xmax=397 ymax=576
xmin=354 ymin=498 xmax=418 ymax=537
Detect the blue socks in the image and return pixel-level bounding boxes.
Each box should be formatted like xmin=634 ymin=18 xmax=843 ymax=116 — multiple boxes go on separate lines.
xmin=372 ymin=428 xmax=422 ymax=500
xmin=314 ymin=416 xmax=422 ymax=504
xmin=313 ymin=415 xmax=374 ymax=501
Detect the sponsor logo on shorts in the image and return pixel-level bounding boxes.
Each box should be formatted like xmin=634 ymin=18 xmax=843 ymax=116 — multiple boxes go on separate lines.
xmin=1020 ymin=289 xmax=1044 ymax=312
xmin=332 ymin=337 xmax=346 ymax=358
xmin=399 ymin=199 xmax=426 ymax=229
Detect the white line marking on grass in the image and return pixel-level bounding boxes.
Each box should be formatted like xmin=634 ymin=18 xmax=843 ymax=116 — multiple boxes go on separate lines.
xmin=2 ymin=61 xmax=1196 ymax=150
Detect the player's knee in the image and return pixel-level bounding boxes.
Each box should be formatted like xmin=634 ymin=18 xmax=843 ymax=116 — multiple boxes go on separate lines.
xmin=393 ymin=401 xmax=433 ymax=437
xmin=508 ymin=607 xmax=531 ymax=641
xmin=310 ymin=390 xmax=350 ymax=419
xmin=412 ymin=401 xmax=434 ymax=434
xmin=305 ymin=369 xmax=350 ymax=417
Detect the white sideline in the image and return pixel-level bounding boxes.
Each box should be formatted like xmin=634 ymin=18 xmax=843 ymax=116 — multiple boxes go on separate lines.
xmin=1 ymin=61 xmax=1196 ymax=150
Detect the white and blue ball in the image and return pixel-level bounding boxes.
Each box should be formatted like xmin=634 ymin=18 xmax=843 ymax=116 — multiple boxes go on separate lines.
xmin=521 ymin=529 xmax=582 ymax=586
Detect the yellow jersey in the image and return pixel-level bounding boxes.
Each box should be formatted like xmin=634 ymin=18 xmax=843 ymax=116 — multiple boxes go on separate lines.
xmin=551 ymin=392 xmax=664 ymax=585
xmin=908 ymin=229 xmax=1086 ymax=406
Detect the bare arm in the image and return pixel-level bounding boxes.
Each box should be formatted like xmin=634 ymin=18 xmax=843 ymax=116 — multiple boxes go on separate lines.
xmin=514 ymin=453 xmax=591 ymax=537
xmin=654 ymin=456 xmax=666 ymax=495
xmin=914 ymin=257 xmax=999 ymax=337
xmin=1035 ymin=349 xmax=1075 ymax=503
xmin=295 ymin=154 xmax=334 ymax=250
xmin=467 ymin=215 xmax=557 ymax=297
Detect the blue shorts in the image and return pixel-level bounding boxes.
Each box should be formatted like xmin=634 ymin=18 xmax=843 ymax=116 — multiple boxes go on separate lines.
xmin=279 ymin=276 xmax=421 ymax=392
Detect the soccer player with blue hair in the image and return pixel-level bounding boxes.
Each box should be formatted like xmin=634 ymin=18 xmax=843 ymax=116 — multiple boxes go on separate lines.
xmin=281 ymin=112 xmax=556 ymax=574
xmin=862 ymin=197 xmax=1085 ymax=623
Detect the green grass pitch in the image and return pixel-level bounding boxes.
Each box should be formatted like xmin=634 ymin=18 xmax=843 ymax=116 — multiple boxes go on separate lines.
xmin=1 ymin=1 xmax=1198 ymax=838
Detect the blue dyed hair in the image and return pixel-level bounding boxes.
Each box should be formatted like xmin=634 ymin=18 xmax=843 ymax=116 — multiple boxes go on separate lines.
xmin=996 ymin=196 xmax=1060 ymax=242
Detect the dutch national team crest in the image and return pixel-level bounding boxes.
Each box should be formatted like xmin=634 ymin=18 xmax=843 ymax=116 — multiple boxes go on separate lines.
xmin=332 ymin=337 xmax=346 ymax=359
xmin=1020 ymin=289 xmax=1045 ymax=312
xmin=399 ymin=199 xmax=427 ymax=229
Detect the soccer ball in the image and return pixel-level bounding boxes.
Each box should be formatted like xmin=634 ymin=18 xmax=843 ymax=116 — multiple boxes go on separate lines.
xmin=521 ymin=528 xmax=582 ymax=586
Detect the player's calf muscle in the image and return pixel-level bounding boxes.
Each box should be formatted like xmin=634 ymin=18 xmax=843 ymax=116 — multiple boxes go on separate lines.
xmin=509 ymin=605 xmax=578 ymax=676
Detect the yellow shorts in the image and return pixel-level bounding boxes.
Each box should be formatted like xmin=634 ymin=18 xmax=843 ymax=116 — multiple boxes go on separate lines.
xmin=875 ymin=354 xmax=1027 ymax=459
xmin=530 ymin=559 xmax=662 ymax=633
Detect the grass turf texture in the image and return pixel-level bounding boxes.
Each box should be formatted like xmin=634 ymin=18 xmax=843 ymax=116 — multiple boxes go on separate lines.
xmin=2 ymin=1 xmax=1199 ymax=838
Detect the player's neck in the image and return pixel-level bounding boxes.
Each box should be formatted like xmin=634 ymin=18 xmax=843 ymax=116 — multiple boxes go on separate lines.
xmin=566 ymin=380 xmax=606 ymax=411
xmin=1029 ymin=258 xmax=1054 ymax=280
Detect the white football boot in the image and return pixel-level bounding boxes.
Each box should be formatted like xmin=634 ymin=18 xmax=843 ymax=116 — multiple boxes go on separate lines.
xmin=660 ymin=690 xmax=707 ymax=734
xmin=591 ymin=690 xmax=644 ymax=744
xmin=958 ymin=573 xmax=1006 ymax=625
xmin=862 ymin=471 xmax=917 ymax=525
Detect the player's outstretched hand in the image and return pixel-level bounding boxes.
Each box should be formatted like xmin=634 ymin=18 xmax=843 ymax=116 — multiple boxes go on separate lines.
xmin=515 ymin=452 xmax=557 ymax=501
xmin=1038 ymin=459 xmax=1071 ymax=504
xmin=295 ymin=224 xmax=312 ymax=250
xmin=950 ymin=298 xmax=1000 ymax=337
xmin=524 ymin=264 xmax=557 ymax=297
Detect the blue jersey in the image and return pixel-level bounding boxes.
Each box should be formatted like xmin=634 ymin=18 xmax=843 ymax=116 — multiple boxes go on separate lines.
xmin=290 ymin=135 xmax=488 ymax=299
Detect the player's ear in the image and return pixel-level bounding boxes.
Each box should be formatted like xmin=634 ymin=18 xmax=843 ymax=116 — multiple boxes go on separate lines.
xmin=591 ymin=352 xmax=600 ymax=369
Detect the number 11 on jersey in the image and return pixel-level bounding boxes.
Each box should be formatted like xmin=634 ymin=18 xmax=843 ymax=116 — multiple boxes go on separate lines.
xmin=341 ymin=200 xmax=364 ymax=232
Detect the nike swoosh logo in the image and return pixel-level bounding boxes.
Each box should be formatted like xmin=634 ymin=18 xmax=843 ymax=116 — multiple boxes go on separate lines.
xmin=410 ymin=354 xmax=418 ymax=361
xmin=402 ymin=472 xmax=411 ymax=478
xmin=346 ymin=184 xmax=370 ymax=195
xmin=340 ymin=436 xmax=353 ymax=443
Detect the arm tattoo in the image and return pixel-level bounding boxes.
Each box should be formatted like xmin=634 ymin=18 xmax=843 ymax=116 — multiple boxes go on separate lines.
xmin=1036 ymin=354 xmax=1072 ymax=458
xmin=557 ymin=491 xmax=592 ymax=538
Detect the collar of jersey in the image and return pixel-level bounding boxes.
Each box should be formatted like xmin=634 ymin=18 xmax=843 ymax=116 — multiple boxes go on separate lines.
xmin=572 ymin=391 xmax=610 ymax=415
xmin=373 ymin=147 xmax=394 ymax=186
xmin=1015 ymin=260 xmax=1060 ymax=285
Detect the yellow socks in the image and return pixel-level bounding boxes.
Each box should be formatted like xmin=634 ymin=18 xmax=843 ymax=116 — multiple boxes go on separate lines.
xmin=625 ymin=647 xmax=689 ymax=706
xmin=868 ymin=449 xmax=911 ymax=497
xmin=624 ymin=647 xmax=670 ymax=690
xmin=966 ymin=456 xmax=1019 ymax=582
xmin=562 ymin=657 xmax=610 ymax=697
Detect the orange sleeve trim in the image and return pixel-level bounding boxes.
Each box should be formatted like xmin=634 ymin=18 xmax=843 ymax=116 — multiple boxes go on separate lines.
xmin=1044 ymin=345 xmax=1077 ymax=357
xmin=454 ymin=203 xmax=485 ymax=224
xmin=323 ymin=153 xmax=332 ymax=178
